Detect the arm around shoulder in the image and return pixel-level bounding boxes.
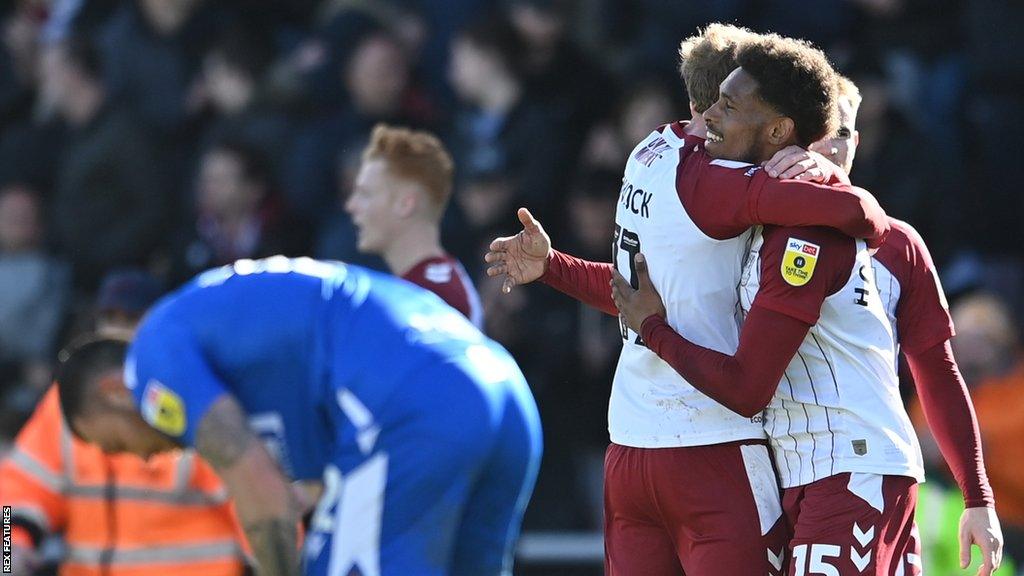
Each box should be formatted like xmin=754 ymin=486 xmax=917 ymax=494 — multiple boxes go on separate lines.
xmin=753 ymin=176 xmax=889 ymax=242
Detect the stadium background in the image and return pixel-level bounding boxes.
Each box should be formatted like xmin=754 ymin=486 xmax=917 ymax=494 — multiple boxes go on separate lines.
xmin=0 ymin=0 xmax=1021 ymax=574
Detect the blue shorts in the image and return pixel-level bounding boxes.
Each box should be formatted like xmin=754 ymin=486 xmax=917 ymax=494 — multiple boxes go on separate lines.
xmin=303 ymin=354 xmax=542 ymax=576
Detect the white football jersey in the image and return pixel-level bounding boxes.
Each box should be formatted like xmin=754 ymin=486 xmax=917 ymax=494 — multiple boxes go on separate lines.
xmin=739 ymin=228 xmax=925 ymax=488
xmin=609 ymin=125 xmax=764 ymax=448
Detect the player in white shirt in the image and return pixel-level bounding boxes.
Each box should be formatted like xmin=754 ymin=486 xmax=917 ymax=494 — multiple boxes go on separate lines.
xmin=487 ymin=28 xmax=890 ymax=575
xmin=613 ymin=74 xmax=1004 ymax=575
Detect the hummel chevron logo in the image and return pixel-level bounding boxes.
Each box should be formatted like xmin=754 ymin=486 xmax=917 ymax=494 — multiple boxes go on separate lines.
xmin=853 ymin=523 xmax=875 ymax=547
xmin=851 ymin=548 xmax=871 ymax=572
xmin=767 ymin=548 xmax=784 ymax=571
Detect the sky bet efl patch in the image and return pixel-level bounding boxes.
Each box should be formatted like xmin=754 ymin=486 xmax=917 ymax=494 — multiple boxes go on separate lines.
xmin=141 ymin=379 xmax=186 ymax=437
xmin=781 ymin=237 xmax=820 ymax=287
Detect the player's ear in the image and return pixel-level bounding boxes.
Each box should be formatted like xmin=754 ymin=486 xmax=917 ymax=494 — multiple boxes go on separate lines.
xmin=394 ymin=187 xmax=418 ymax=218
xmin=767 ymin=116 xmax=795 ymax=146
xmin=853 ymin=130 xmax=860 ymax=147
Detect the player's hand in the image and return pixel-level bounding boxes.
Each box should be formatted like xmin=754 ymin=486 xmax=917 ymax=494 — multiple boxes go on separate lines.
xmin=484 ymin=207 xmax=552 ymax=293
xmin=610 ymin=253 xmax=666 ymax=333
xmin=959 ymin=506 xmax=1003 ymax=575
xmin=762 ymin=145 xmax=844 ymax=183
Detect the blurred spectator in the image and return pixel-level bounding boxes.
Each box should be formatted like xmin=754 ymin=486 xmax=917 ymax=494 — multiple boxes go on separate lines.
xmin=94 ymin=268 xmax=164 ymax=337
xmin=273 ymin=4 xmax=380 ymax=113
xmin=581 ymin=80 xmax=679 ymax=172
xmin=0 ymin=112 xmax=64 ymax=199
xmin=43 ymin=36 xmax=169 ymax=289
xmin=387 ymin=0 xmax=492 ymax=104
xmin=447 ymin=14 xmax=572 ymax=235
xmin=845 ymin=70 xmax=964 ymax=264
xmin=0 ymin=184 xmax=69 ymax=412
xmin=195 ymin=26 xmax=291 ymax=169
xmin=0 ymin=4 xmax=65 ymax=193
xmin=506 ymin=0 xmax=612 ymax=157
xmin=595 ymin=1 xmax=749 ymax=79
xmin=444 ymin=165 xmax=517 ymax=277
xmin=171 ymin=140 xmax=298 ymax=283
xmin=458 ymin=171 xmax=516 ymax=233
xmin=911 ymin=293 xmax=1024 ymax=566
xmin=33 ymin=1 xmax=121 ymax=44
xmin=750 ymin=0 xmax=855 ymax=52
xmin=284 ymin=28 xmax=434 ymax=222
xmin=960 ymin=0 xmax=1024 ymax=293
xmin=851 ymin=0 xmax=967 ymax=135
xmin=98 ymin=0 xmax=224 ymax=137
xmin=534 ymin=169 xmax=621 ymax=529
xmin=0 ymin=1 xmax=45 ymax=128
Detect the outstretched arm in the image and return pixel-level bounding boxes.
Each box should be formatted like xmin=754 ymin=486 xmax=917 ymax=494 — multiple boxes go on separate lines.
xmin=541 ymin=250 xmax=617 ymax=316
xmin=485 ymin=207 xmax=617 ymax=315
xmin=197 ymin=395 xmax=300 ymax=576
xmin=906 ymin=341 xmax=1002 ymax=574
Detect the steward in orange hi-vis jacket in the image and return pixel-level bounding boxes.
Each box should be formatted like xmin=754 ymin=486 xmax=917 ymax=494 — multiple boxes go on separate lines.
xmin=0 ymin=386 xmax=252 ymax=576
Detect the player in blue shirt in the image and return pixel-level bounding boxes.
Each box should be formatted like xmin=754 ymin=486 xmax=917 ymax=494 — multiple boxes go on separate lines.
xmin=55 ymin=256 xmax=543 ymax=576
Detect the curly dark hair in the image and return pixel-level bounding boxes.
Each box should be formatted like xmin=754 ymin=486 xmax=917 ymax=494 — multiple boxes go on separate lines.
xmin=736 ymin=35 xmax=839 ymax=146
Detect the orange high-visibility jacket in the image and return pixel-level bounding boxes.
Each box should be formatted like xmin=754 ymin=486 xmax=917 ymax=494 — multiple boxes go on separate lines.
xmin=0 ymin=386 xmax=251 ymax=576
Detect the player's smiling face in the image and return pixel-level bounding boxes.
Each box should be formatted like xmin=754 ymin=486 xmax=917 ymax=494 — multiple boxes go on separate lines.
xmin=346 ymin=159 xmax=402 ymax=254
xmin=702 ymin=67 xmax=777 ymax=164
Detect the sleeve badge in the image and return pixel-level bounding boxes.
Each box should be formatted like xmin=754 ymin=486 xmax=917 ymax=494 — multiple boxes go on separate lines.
xmin=141 ymin=379 xmax=187 ymax=437
xmin=781 ymin=237 xmax=820 ymax=287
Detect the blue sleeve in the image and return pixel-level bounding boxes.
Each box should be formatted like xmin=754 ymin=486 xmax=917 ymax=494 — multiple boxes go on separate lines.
xmin=125 ymin=321 xmax=228 ymax=447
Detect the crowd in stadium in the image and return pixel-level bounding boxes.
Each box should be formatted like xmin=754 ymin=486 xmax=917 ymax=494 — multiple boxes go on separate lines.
xmin=0 ymin=0 xmax=1022 ymax=574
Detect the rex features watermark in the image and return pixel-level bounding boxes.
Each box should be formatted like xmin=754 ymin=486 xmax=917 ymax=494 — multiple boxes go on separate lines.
xmin=3 ymin=505 xmax=12 ymax=573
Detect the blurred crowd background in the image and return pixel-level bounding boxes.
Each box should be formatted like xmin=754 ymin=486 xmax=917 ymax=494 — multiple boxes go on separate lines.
xmin=0 ymin=0 xmax=1021 ymax=573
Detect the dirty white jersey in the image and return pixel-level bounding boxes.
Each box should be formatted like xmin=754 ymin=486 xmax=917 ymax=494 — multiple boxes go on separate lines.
xmin=738 ymin=225 xmax=925 ymax=488
xmin=609 ymin=123 xmax=764 ymax=448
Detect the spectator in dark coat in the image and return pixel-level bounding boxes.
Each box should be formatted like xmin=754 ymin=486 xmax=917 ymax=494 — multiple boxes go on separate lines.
xmin=285 ymin=28 xmax=435 ymax=223
xmin=507 ymin=0 xmax=614 ymax=163
xmin=98 ymin=0 xmax=224 ymax=137
xmin=42 ymin=36 xmax=168 ymax=290
xmin=194 ymin=26 xmax=291 ymax=168
xmin=447 ymin=15 xmax=572 ymax=237
xmin=171 ymin=140 xmax=298 ymax=284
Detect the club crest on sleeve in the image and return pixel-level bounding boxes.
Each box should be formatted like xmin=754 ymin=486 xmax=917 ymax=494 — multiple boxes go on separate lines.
xmin=781 ymin=237 xmax=820 ymax=287
xmin=141 ymin=379 xmax=186 ymax=437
